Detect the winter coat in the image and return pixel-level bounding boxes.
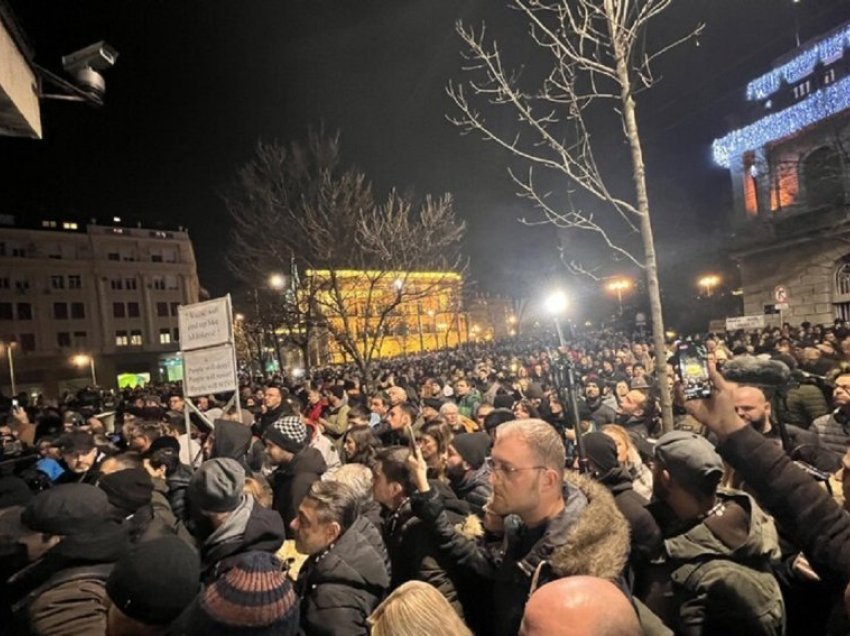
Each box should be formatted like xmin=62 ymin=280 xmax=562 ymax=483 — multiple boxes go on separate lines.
xmin=598 ymin=467 xmax=662 ymax=565
xmin=211 ymin=419 xmax=254 ymax=471
xmin=450 ymin=463 xmax=492 ymax=518
xmin=782 ymin=383 xmax=829 ymax=428
xmin=811 ymin=410 xmax=850 ymax=459
xmin=166 ymin=463 xmax=193 ymax=524
xmin=585 ymin=396 xmax=617 ymax=427
xmin=296 ymin=516 xmax=391 ymax=635
xmin=257 ymin=403 xmax=289 ymax=436
xmin=410 ymin=475 xmax=590 ymax=636
xmin=456 ymin=390 xmax=482 ymax=420
xmin=323 ymin=403 xmax=350 ymax=440
xmin=8 ymin=521 xmax=130 ymax=636
xmin=271 ymin=447 xmax=327 ymax=538
xmin=200 ymin=495 xmax=286 ymax=581
xmin=638 ymin=490 xmax=785 ymax=636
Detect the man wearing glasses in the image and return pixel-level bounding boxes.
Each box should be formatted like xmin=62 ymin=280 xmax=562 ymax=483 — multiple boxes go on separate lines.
xmin=812 ymin=367 xmax=850 ymax=461
xmin=407 ymin=418 xmax=589 ymax=636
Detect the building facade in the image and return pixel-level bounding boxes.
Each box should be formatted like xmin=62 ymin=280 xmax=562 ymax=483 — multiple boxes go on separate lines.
xmin=0 ymin=216 xmax=200 ymax=397
xmin=712 ymin=23 xmax=850 ymax=325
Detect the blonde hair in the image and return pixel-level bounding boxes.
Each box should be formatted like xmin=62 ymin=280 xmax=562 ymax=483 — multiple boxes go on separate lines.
xmin=244 ymin=475 xmax=273 ymax=508
xmin=497 ymin=418 xmax=565 ymax=476
xmin=368 ymin=581 xmax=472 ymax=636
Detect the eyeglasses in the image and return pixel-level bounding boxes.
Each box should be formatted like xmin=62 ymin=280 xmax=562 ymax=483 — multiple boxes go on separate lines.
xmin=485 ymin=457 xmax=546 ymax=476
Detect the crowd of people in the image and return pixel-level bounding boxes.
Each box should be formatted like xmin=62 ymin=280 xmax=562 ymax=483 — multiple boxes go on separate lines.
xmin=3 ymin=318 xmax=850 ymax=634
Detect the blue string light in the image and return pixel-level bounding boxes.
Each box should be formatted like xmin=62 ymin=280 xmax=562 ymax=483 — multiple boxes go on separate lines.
xmin=712 ymin=74 xmax=850 ymax=168
xmin=746 ymin=25 xmax=850 ymax=101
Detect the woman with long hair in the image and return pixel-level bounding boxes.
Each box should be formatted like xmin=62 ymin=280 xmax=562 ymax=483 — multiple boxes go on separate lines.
xmin=600 ymin=423 xmax=653 ymax=500
xmin=342 ymin=424 xmax=380 ymax=467
xmin=417 ymin=420 xmax=451 ymax=482
xmin=368 ymin=581 xmax=472 ymax=636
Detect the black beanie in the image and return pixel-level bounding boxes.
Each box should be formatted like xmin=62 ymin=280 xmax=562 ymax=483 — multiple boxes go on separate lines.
xmin=451 ymin=432 xmax=491 ymax=470
xmin=22 ymin=484 xmax=110 ymax=535
xmin=583 ymin=432 xmax=620 ymax=476
xmin=98 ymin=468 xmax=154 ymax=514
xmin=106 ymin=534 xmax=201 ymax=627
xmin=0 ymin=476 xmax=33 ymax=508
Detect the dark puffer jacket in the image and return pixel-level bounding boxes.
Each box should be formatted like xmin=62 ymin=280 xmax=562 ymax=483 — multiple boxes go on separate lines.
xmin=295 ymin=516 xmax=391 ymax=635
xmin=450 ymin=463 xmax=492 ymax=518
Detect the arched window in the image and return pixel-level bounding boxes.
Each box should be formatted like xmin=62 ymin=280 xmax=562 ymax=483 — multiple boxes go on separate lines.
xmin=836 ymin=262 xmax=850 ymax=297
xmin=803 ymin=146 xmax=844 ymax=209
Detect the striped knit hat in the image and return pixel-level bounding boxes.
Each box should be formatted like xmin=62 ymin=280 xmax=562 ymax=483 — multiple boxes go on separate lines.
xmin=188 ymin=551 xmax=299 ymax=635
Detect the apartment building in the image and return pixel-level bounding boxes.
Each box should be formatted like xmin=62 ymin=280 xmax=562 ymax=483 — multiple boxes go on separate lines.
xmin=0 ymin=215 xmax=200 ymax=397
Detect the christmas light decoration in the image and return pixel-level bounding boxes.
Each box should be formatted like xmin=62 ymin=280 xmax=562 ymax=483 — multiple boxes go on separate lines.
xmin=712 ymin=74 xmax=850 ymax=168
xmin=746 ymin=24 xmax=850 ymax=101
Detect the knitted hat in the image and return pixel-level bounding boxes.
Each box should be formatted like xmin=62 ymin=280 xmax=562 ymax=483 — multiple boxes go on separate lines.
xmin=106 ymin=535 xmax=200 ymax=627
xmin=450 ymin=432 xmax=491 ymax=470
xmin=98 ymin=468 xmax=154 ymax=514
xmin=146 ymin=435 xmax=181 ymax=456
xmin=422 ymin=398 xmax=444 ymax=411
xmin=582 ymin=433 xmax=620 ymax=476
xmin=22 ymin=483 xmax=110 ymax=535
xmin=188 ymin=551 xmax=299 ymax=635
xmin=263 ymin=416 xmax=308 ymax=454
xmin=188 ymin=458 xmax=246 ymax=513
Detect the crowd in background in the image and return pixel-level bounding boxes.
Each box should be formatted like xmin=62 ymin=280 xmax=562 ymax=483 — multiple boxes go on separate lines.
xmin=2 ymin=318 xmax=850 ymax=634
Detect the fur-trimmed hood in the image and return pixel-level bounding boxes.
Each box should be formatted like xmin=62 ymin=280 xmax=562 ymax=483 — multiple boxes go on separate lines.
xmin=547 ymin=472 xmax=630 ymax=581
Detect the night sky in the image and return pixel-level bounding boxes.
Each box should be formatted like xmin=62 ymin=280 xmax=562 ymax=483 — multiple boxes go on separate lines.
xmin=3 ymin=0 xmax=850 ymax=324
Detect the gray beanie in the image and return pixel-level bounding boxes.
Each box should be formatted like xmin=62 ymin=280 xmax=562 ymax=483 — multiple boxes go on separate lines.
xmin=188 ymin=458 xmax=245 ymax=513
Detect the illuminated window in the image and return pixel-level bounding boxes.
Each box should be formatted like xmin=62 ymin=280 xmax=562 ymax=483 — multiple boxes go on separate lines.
xmin=115 ymin=330 xmax=129 ymax=346
xmin=130 ymin=330 xmax=143 ymax=346
xmin=793 ymin=80 xmax=811 ymax=100
xmin=41 ymin=220 xmax=57 ymax=228
xmin=836 ymin=263 xmax=850 ymax=297
xmin=62 ymin=222 xmax=78 ymax=230
xmin=742 ymin=152 xmax=759 ymax=216
xmin=770 ymin=159 xmax=799 ymax=212
xmin=159 ymin=328 xmax=172 ymax=344
xmin=824 ymin=68 xmax=836 ymax=85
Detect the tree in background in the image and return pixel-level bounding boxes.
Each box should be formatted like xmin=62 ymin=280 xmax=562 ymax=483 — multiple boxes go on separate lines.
xmin=448 ymin=0 xmax=701 ymax=431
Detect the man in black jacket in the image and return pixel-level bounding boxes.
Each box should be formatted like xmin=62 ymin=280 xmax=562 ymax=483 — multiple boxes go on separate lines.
xmin=263 ymin=416 xmax=327 ymax=537
xmin=446 ymin=432 xmax=492 ymax=517
xmin=292 ymin=480 xmax=390 ymax=635
xmin=256 ymin=385 xmax=292 ymax=436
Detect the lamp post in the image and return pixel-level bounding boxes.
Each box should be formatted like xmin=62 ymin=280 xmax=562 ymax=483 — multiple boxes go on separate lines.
xmin=2 ymin=342 xmax=16 ymax=396
xmin=72 ymin=354 xmax=97 ymax=386
xmin=543 ymin=290 xmax=568 ymax=346
xmin=605 ymin=278 xmax=633 ymax=315
xmin=698 ymin=274 xmax=721 ymax=297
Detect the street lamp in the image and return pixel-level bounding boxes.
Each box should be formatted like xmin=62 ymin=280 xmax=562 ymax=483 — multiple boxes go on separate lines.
xmin=1 ymin=341 xmax=16 ymax=396
xmin=544 ymin=290 xmax=569 ymax=346
xmin=605 ymin=278 xmax=633 ymax=314
xmin=72 ymin=354 xmax=97 ymax=386
xmin=268 ymin=273 xmax=286 ymax=291
xmin=698 ymin=274 xmax=721 ymax=297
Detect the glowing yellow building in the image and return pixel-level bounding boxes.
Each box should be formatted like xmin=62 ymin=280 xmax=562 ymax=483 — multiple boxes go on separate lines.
xmin=306 ymin=269 xmax=466 ymax=363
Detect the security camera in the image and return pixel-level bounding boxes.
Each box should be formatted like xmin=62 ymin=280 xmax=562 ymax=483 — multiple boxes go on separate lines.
xmin=61 ymin=41 xmax=118 ymax=97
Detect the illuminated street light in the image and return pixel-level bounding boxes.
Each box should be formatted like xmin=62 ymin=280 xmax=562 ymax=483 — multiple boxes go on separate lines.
xmin=544 ymin=290 xmax=569 ymax=346
xmin=605 ymin=277 xmax=633 ymax=314
xmin=235 ymin=313 xmax=245 ymax=322
xmin=268 ymin=273 xmax=286 ymax=290
xmin=72 ymin=354 xmax=97 ymax=386
xmin=0 ymin=341 xmax=16 ymax=396
xmin=508 ymin=314 xmax=517 ymax=325
xmin=698 ymin=274 xmax=721 ymax=297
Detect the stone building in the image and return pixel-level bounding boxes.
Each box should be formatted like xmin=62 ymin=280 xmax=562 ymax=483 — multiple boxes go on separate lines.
xmin=0 ymin=216 xmax=200 ymax=397
xmin=712 ymin=22 xmax=850 ymax=325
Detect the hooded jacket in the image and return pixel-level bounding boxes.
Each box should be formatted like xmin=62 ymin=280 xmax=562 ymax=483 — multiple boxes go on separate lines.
xmin=212 ymin=419 xmax=253 ymax=466
xmin=596 ymin=466 xmax=662 ymax=565
xmin=638 ymin=489 xmax=785 ymax=636
xmin=296 ymin=515 xmax=391 ymax=636
xmin=450 ymin=462 xmax=492 ymax=518
xmin=271 ymin=447 xmax=327 ymax=538
xmin=411 ymin=473 xmax=590 ymax=636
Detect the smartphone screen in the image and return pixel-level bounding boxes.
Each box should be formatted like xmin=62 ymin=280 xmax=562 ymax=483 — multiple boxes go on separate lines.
xmin=677 ymin=342 xmax=712 ymax=400
xmin=11 ymin=399 xmax=18 ymax=409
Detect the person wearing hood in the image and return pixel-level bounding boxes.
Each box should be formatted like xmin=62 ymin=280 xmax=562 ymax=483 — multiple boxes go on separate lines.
xmin=292 ymin=480 xmax=391 ymax=635
xmin=6 ymin=483 xmax=131 ymax=635
xmin=263 ymin=416 xmax=327 ymax=538
xmin=446 ymin=432 xmax=492 ymax=517
xmin=142 ymin=435 xmax=194 ymax=524
xmin=209 ymin=417 xmax=265 ymax=473
xmin=187 ymin=458 xmax=286 ymax=581
xmin=635 ymin=431 xmax=785 ymax=635
xmin=583 ymin=432 xmax=661 ymax=567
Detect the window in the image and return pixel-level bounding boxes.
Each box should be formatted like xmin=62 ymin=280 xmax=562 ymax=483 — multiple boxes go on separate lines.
xmin=151 ymin=253 xmax=163 ymax=263
xmin=156 ymin=302 xmax=169 ymax=317
xmin=115 ymin=330 xmax=129 ymax=347
xmin=50 ymin=275 xmax=64 ymax=290
xmin=113 ymin=302 xmax=126 ymax=318
xmin=0 ymin=303 xmax=11 ymax=320
xmin=173 ymin=327 xmax=180 ymax=342
xmin=125 ymin=278 xmax=138 ymax=290
xmin=151 ymin=277 xmax=166 ymax=291
xmin=19 ymin=334 xmax=35 ymax=352
xmin=68 ymin=275 xmax=82 ymax=289
xmin=804 ymin=146 xmax=844 ymax=209
xmin=162 ymin=248 xmax=177 ymax=263
xmin=130 ymin=330 xmax=143 ymax=346
xmin=17 ymin=303 xmax=32 ymax=320
xmin=11 ymin=247 xmax=26 ymax=257
xmin=71 ymin=302 xmax=85 ymax=319
xmin=14 ymin=279 xmax=29 ymax=292
xmin=110 ymin=278 xmax=123 ymax=291
xmin=742 ymin=152 xmax=759 ymax=216
xmin=159 ymin=328 xmax=172 ymax=344
xmin=165 ymin=275 xmax=178 ymax=290
xmin=41 ymin=220 xmax=57 ymax=229
xmin=73 ymin=331 xmax=87 ymax=346
xmin=108 ymin=252 xmax=120 ymax=261
xmin=793 ymin=80 xmax=811 ymax=100
xmin=62 ymin=222 xmax=78 ymax=230
xmin=121 ymin=249 xmax=136 ymax=262
xmin=127 ymin=302 xmax=140 ymax=318
xmin=57 ymin=332 xmax=71 ymax=348
xmin=170 ymin=302 xmax=180 ymax=316
xmin=825 ymin=68 xmax=836 ymax=85
xmin=0 ymin=278 xmax=8 ymax=290
xmin=54 ymin=303 xmax=69 ymax=320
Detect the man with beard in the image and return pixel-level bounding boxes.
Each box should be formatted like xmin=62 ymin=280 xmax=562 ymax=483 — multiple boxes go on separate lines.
xmin=445 ymin=432 xmax=492 ymax=517
xmin=583 ymin=377 xmax=617 ymax=427
xmin=256 ymin=385 xmax=292 ymax=436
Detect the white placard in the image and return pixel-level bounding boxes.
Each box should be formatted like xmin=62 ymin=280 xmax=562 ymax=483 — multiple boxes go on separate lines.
xmin=725 ymin=315 xmax=766 ymax=331
xmin=183 ymin=344 xmax=238 ymax=396
xmin=178 ymin=296 xmax=232 ymax=351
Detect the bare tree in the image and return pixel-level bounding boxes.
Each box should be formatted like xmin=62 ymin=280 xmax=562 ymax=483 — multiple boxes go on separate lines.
xmin=447 ymin=0 xmax=702 ymax=431
xmin=226 ymin=132 xmax=466 ymax=380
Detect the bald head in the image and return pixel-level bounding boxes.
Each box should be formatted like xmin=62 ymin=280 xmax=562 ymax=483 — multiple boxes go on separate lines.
xmin=733 ymin=385 xmax=771 ymax=433
xmin=520 ymin=577 xmax=640 ymax=636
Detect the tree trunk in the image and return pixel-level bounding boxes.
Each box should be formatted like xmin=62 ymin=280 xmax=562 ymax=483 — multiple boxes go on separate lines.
xmin=606 ymin=1 xmax=674 ymax=433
